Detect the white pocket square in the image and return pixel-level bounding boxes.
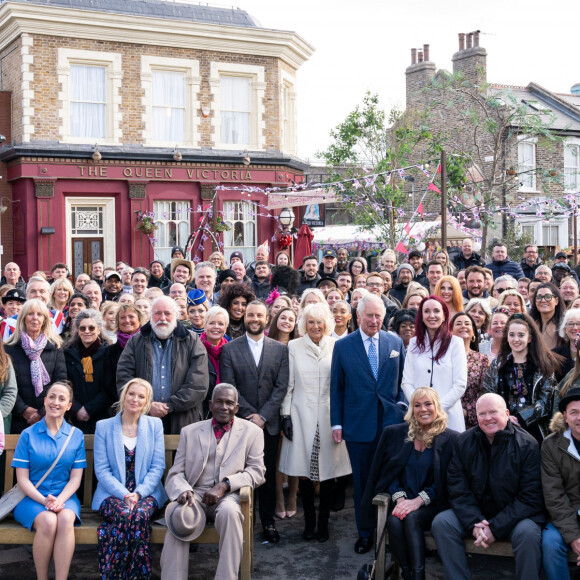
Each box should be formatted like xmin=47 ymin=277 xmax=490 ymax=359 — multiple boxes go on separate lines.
xmin=390 ymin=350 xmax=399 ymax=358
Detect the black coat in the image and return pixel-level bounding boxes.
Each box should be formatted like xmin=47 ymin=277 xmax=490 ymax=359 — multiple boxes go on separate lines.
xmin=552 ymin=343 xmax=575 ymax=382
xmin=452 ymin=251 xmax=485 ymax=271
xmin=360 ymin=423 xmax=459 ymax=529
xmin=447 ymin=422 xmax=544 ymax=540
xmin=6 ymin=340 xmax=68 ymax=434
xmin=65 ymin=343 xmax=111 ymax=434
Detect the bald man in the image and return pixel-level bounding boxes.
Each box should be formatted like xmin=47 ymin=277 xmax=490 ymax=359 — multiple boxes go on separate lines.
xmin=431 ymin=394 xmax=544 ymax=580
xmin=2 ymin=262 xmax=26 ymax=291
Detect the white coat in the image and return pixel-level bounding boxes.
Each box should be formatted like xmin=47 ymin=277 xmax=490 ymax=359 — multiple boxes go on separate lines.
xmin=402 ymin=334 xmax=467 ymax=432
xmin=278 ymin=334 xmax=351 ymax=481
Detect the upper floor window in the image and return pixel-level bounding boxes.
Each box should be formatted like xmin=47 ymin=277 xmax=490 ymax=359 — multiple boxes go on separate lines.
xmin=565 ymin=142 xmax=580 ymax=192
xmin=153 ymin=200 xmax=191 ymax=265
xmin=220 ymin=76 xmax=251 ymax=145
xmin=152 ymin=70 xmax=185 ymax=143
xmin=518 ymin=140 xmax=536 ymax=191
xmin=70 ymin=65 xmax=106 ymax=139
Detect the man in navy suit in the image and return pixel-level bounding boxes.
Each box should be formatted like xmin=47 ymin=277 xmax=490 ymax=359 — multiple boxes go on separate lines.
xmin=331 ymin=293 xmax=407 ymax=554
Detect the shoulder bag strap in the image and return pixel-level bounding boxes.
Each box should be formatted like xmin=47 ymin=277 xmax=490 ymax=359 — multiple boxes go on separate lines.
xmin=34 ymin=425 xmax=76 ymax=489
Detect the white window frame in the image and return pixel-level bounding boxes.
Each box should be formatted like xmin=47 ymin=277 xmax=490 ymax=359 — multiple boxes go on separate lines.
xmin=210 ymin=62 xmax=266 ymax=150
xmin=141 ymin=56 xmax=201 ymax=147
xmin=564 ymin=138 xmax=580 ymax=193
xmin=58 ymin=48 xmax=122 ymax=144
xmin=517 ymin=136 xmax=537 ymax=192
xmin=223 ymin=201 xmax=257 ymax=263
xmin=153 ymin=200 xmax=191 ymax=265
xmin=280 ymin=70 xmax=297 ymax=154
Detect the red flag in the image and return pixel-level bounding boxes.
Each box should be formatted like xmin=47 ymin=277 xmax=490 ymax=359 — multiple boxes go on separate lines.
xmin=428 ymin=183 xmax=441 ymax=194
xmin=436 ymin=163 xmax=441 ymax=174
xmin=395 ymin=241 xmax=408 ymax=254
xmin=404 ymin=222 xmax=411 ymax=234
xmin=417 ymin=202 xmax=424 ymax=216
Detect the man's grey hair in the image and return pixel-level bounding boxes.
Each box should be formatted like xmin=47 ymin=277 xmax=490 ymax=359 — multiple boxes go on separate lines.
xmin=495 ymin=275 xmax=517 ymax=289
xmin=26 ymin=276 xmax=51 ymax=295
xmin=121 ymin=266 xmax=134 ymax=276
xmin=535 ymin=265 xmax=552 ymax=276
xmin=83 ymin=281 xmax=102 ymax=293
xmin=357 ymin=293 xmax=386 ymax=316
xmin=212 ymin=383 xmax=239 ymax=402
xmin=151 ymin=295 xmax=180 ymax=314
xmin=195 ymin=261 xmax=217 ymax=275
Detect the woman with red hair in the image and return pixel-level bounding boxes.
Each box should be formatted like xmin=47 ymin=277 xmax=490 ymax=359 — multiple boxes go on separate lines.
xmin=401 ymin=295 xmax=468 ymax=432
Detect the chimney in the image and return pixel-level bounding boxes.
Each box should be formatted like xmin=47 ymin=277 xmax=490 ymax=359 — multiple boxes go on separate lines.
xmin=411 ymin=48 xmax=416 ymax=65
xmin=417 ymin=50 xmax=423 ymax=63
xmin=423 ymin=44 xmax=430 ymax=62
xmin=406 ymin=42 xmax=436 ymax=109
xmin=452 ymin=30 xmax=487 ymax=88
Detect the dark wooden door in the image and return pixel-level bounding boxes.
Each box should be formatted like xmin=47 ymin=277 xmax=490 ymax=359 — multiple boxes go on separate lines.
xmin=72 ymin=238 xmax=103 ymax=277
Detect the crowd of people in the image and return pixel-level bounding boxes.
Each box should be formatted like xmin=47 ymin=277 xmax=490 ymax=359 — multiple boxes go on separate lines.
xmin=1 ymin=238 xmax=580 ymax=579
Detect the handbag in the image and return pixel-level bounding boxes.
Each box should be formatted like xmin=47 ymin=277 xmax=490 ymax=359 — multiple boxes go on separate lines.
xmin=356 ymin=521 xmax=389 ymax=580
xmin=0 ymin=425 xmax=75 ymax=521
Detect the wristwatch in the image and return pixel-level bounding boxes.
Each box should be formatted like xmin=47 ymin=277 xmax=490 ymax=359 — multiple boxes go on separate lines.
xmin=222 ymin=478 xmax=231 ymax=491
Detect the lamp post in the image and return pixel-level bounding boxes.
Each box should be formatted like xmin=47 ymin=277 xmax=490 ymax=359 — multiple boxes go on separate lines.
xmin=279 ymin=207 xmax=295 ymax=262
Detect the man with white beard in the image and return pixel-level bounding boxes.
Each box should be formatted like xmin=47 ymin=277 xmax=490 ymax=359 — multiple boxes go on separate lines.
xmin=117 ymin=296 xmax=209 ymax=434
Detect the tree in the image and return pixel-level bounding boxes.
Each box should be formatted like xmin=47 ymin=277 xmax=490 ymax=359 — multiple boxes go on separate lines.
xmin=422 ymin=71 xmax=564 ymax=253
xmin=317 ymin=92 xmax=433 ymax=247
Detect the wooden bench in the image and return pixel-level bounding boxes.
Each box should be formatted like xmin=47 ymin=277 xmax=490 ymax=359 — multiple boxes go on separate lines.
xmin=1 ymin=434 xmax=255 ymax=580
xmin=372 ymin=492 xmax=576 ymax=580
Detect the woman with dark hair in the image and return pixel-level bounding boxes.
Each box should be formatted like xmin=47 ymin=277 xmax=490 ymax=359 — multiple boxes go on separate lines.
xmin=361 ymin=387 xmax=458 ymax=580
xmin=64 ymin=309 xmax=111 ymax=434
xmin=529 ymin=282 xmax=566 ymax=350
xmin=61 ymin=292 xmax=91 ymax=342
xmin=331 ymin=300 xmax=352 ymax=339
xmin=402 ymin=296 xmax=467 ymax=432
xmin=451 ymin=312 xmax=490 ymax=429
xmin=553 ymin=337 xmax=580 ymax=414
xmin=274 ymin=251 xmax=291 ymax=268
xmin=268 ymin=307 xmax=298 ymax=344
xmin=483 ymin=312 xmax=561 ymax=441
xmin=347 ymin=257 xmax=367 ymax=278
xmin=391 ymin=308 xmax=417 ymax=349
xmin=217 ymin=283 xmax=256 ymax=340
xmin=270 ymin=265 xmax=301 ymax=297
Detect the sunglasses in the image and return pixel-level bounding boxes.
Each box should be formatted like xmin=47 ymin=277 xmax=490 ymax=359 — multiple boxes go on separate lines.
xmin=79 ymin=325 xmax=96 ymax=332
xmin=535 ymin=294 xmax=555 ymax=302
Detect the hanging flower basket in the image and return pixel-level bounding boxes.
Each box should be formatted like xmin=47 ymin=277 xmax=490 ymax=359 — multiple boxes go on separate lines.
xmin=277 ymin=231 xmax=293 ymax=250
xmin=136 ymin=215 xmax=158 ymax=235
xmin=214 ymin=216 xmax=231 ymax=233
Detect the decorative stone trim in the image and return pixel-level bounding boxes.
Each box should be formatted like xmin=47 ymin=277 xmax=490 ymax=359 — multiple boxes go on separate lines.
xmin=34 ymin=179 xmax=55 ymax=198
xmin=200 ymin=184 xmax=216 ymax=200
xmin=21 ymin=33 xmax=34 ymax=142
xmin=128 ymin=182 xmax=147 ymax=199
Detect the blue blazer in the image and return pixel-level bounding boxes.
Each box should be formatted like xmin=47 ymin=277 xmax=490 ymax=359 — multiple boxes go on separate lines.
xmin=330 ymin=329 xmax=407 ymax=443
xmin=92 ymin=414 xmax=168 ymax=510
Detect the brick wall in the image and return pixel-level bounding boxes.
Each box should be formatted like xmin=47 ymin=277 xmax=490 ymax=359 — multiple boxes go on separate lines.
xmin=1 ymin=38 xmax=22 ymax=144
xmin=0 ymin=91 xmax=13 ymax=263
xmin=28 ymin=35 xmax=295 ymax=150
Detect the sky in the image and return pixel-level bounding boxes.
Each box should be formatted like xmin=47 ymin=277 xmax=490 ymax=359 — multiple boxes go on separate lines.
xmin=234 ymin=0 xmax=580 ymax=162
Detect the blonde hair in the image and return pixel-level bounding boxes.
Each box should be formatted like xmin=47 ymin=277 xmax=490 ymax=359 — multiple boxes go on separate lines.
xmin=298 ymin=302 xmax=334 ymax=336
xmin=204 ymin=305 xmax=230 ymax=328
xmin=299 ymin=288 xmax=325 ymax=311
xmin=402 ymin=289 xmax=428 ymax=308
xmin=100 ymin=301 xmax=121 ymax=329
xmin=434 ymin=276 xmax=464 ymax=314
xmin=404 ymin=387 xmax=447 ymax=447
xmin=115 ymin=378 xmax=153 ymax=415
xmin=6 ymin=298 xmax=62 ymax=347
xmin=497 ymin=289 xmax=526 ymax=314
xmin=48 ymin=278 xmax=75 ymax=310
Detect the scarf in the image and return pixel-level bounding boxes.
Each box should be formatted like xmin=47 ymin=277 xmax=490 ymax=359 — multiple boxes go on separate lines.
xmin=212 ymin=416 xmax=234 ymax=444
xmin=20 ymin=330 xmax=50 ymax=397
xmin=78 ymin=338 xmax=102 ymax=383
xmin=200 ymin=332 xmax=228 ymax=383
xmin=117 ymin=329 xmax=140 ymax=349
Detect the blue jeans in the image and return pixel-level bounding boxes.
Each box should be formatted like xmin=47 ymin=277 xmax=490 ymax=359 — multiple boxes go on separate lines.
xmin=542 ymin=522 xmax=571 ymax=580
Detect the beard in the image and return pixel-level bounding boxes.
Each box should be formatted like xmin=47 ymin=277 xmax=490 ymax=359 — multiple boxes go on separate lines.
xmin=246 ymin=320 xmax=266 ymax=337
xmin=152 ymin=317 xmax=177 ymax=339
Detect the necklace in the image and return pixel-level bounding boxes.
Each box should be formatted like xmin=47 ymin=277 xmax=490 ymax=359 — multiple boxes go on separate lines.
xmin=121 ymin=421 xmax=138 ymax=436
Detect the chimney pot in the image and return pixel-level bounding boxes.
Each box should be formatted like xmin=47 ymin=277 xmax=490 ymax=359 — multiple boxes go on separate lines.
xmin=458 ymin=33 xmax=465 ymax=51
xmin=466 ymin=33 xmax=473 ymax=49
xmin=411 ymin=48 xmax=416 ymax=65
xmin=418 ymin=50 xmax=423 ymax=63
xmin=473 ymin=30 xmax=480 ymax=47
xmin=423 ymin=44 xmax=430 ymax=61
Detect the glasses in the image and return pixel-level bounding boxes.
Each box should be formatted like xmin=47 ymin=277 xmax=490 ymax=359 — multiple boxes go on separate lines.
xmin=79 ymin=325 xmax=96 ymax=332
xmin=495 ymin=287 xmax=509 ymax=294
xmin=535 ymin=294 xmax=555 ymax=302
xmin=366 ymin=282 xmax=384 ymax=288
xmin=566 ymin=321 xmax=580 ymax=328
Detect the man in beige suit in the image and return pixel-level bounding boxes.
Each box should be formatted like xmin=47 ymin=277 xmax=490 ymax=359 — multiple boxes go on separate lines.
xmin=161 ymin=383 xmax=266 ymax=579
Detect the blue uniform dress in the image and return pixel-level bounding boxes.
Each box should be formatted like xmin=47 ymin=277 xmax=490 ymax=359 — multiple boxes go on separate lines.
xmin=11 ymin=418 xmax=87 ymax=530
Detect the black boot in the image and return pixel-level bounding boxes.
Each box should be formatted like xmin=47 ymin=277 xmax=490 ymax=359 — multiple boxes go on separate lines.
xmin=299 ymin=479 xmax=316 ymax=540
xmin=331 ymin=476 xmax=346 ymax=512
xmin=411 ymin=569 xmax=425 ymax=580
xmin=400 ymin=568 xmax=412 ymax=580
xmin=316 ymin=480 xmax=332 ymax=542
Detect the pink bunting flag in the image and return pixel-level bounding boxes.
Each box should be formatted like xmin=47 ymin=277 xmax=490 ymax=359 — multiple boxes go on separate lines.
xmin=428 ymin=183 xmax=441 ymax=194
xmin=395 ymin=241 xmax=408 ymax=254
xmin=417 ymin=202 xmax=424 ymax=216
xmin=436 ymin=163 xmax=441 ymax=174
xmin=404 ymin=222 xmax=411 ymax=234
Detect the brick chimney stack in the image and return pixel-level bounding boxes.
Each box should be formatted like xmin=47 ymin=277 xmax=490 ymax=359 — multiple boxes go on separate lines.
xmin=452 ymin=30 xmax=487 ymax=87
xmin=405 ymin=43 xmax=436 ymax=109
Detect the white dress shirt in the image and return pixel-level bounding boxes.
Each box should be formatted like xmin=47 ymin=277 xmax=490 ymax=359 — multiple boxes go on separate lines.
xmin=359 ymin=328 xmax=380 ymax=359
xmin=246 ymin=334 xmax=264 ymax=367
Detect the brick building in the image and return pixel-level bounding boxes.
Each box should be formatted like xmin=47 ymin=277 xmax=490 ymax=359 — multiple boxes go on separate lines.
xmin=403 ymin=32 xmax=580 ymax=253
xmin=0 ymin=0 xmax=313 ymax=276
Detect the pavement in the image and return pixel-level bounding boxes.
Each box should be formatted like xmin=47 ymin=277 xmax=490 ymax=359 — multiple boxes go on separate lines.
xmin=0 ymin=486 xmax=572 ymax=579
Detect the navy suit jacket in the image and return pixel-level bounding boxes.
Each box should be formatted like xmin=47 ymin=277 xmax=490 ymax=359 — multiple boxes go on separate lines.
xmin=330 ymin=329 xmax=407 ymax=443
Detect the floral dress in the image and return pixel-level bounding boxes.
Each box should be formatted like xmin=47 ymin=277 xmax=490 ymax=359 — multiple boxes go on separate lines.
xmin=97 ymin=446 xmax=158 ymax=579
xmin=461 ymin=350 xmax=490 ymax=429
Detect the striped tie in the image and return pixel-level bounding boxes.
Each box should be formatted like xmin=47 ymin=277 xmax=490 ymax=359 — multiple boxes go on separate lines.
xmin=368 ymin=337 xmax=378 ymax=379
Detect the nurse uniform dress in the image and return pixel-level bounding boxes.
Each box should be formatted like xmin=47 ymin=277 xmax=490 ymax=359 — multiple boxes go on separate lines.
xmin=11 ymin=418 xmax=86 ymax=530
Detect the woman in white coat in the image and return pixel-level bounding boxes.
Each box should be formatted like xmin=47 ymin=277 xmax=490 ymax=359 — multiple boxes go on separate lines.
xmin=278 ymin=302 xmax=351 ymax=543
xmin=402 ymin=295 xmax=467 ymax=432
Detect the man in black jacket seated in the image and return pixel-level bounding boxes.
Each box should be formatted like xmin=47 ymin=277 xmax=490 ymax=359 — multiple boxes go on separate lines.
xmin=431 ymin=393 xmax=544 ymax=580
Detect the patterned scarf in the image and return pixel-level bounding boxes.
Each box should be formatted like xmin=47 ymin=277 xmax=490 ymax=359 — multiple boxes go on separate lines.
xmin=20 ymin=330 xmax=50 ymax=396
xmin=200 ymin=332 xmax=228 ymax=383
xmin=212 ymin=416 xmax=234 ymax=444
xmin=117 ymin=329 xmax=140 ymax=349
